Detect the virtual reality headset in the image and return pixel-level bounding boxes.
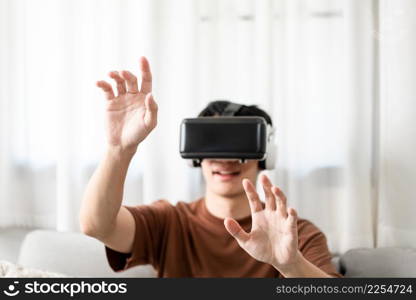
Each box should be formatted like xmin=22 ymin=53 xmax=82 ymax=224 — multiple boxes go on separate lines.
xmin=179 ymin=115 xmax=277 ymax=170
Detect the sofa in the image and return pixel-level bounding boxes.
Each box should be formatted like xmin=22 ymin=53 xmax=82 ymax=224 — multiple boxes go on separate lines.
xmin=0 ymin=228 xmax=155 ymax=277
xmin=1 ymin=228 xmax=415 ymax=277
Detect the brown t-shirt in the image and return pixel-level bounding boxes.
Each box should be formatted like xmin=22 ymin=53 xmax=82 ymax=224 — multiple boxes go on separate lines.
xmin=105 ymin=198 xmax=341 ymax=277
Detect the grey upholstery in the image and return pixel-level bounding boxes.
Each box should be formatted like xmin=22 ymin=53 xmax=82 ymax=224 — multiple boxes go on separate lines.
xmin=0 ymin=228 xmax=31 ymax=263
xmin=340 ymin=247 xmax=416 ymax=277
xmin=17 ymin=230 xmax=156 ymax=277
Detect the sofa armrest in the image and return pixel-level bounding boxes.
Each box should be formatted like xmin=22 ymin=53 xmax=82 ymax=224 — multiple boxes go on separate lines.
xmin=0 ymin=228 xmax=32 ymax=264
xmin=340 ymin=247 xmax=416 ymax=277
xmin=17 ymin=230 xmax=156 ymax=278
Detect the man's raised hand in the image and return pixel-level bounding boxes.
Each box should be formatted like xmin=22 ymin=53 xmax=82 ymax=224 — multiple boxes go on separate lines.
xmin=224 ymin=174 xmax=301 ymax=272
xmin=96 ymin=56 xmax=158 ymax=153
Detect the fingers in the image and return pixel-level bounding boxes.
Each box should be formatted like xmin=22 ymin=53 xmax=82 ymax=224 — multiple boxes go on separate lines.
xmin=244 ymin=174 xmax=288 ymax=218
xmin=260 ymin=174 xmax=288 ymax=217
xmin=242 ymin=178 xmax=263 ymax=214
xmin=143 ymin=93 xmax=158 ymax=129
xmin=100 ymin=56 xmax=151 ymax=97
xmin=261 ymin=174 xmax=276 ymax=211
xmin=96 ymin=80 xmax=115 ymax=100
xmin=139 ymin=56 xmax=152 ymax=94
xmin=120 ymin=70 xmax=138 ymax=93
xmin=109 ymin=71 xmax=127 ymax=96
xmin=272 ymin=185 xmax=288 ymax=217
xmin=287 ymin=207 xmax=298 ymax=228
xmin=224 ymin=218 xmax=250 ymax=244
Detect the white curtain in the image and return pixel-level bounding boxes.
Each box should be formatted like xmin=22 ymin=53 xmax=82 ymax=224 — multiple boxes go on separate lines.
xmin=377 ymin=0 xmax=416 ymax=247
xmin=0 ymin=0 xmax=415 ymax=254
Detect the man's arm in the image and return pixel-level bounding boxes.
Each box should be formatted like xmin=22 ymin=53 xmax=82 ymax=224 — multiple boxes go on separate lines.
xmin=80 ymin=148 xmax=137 ymax=253
xmin=224 ymin=174 xmax=337 ymax=278
xmin=79 ymin=57 xmax=158 ymax=254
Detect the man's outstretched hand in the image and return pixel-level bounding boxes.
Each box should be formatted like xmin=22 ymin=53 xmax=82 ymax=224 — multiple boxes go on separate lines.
xmin=96 ymin=56 xmax=158 ymax=153
xmin=224 ymin=174 xmax=334 ymax=277
xmin=224 ymin=174 xmax=302 ymax=274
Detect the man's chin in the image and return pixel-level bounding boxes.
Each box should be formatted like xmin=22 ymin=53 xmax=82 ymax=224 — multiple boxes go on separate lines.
xmin=212 ymin=187 xmax=244 ymax=199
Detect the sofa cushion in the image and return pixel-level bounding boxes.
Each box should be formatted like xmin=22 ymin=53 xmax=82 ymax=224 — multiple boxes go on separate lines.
xmin=0 ymin=228 xmax=32 ymax=263
xmin=17 ymin=230 xmax=156 ymax=277
xmin=340 ymin=247 xmax=416 ymax=277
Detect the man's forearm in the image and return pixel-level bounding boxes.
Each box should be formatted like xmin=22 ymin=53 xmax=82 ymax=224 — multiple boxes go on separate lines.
xmin=79 ymin=146 xmax=137 ymax=237
xmin=273 ymin=251 xmax=333 ymax=278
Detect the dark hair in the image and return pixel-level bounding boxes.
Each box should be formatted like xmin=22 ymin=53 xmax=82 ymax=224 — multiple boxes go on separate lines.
xmin=198 ymin=100 xmax=273 ymax=126
xmin=198 ymin=100 xmax=273 ymax=169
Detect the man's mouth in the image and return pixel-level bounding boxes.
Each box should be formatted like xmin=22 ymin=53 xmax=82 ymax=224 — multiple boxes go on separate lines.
xmin=212 ymin=170 xmax=241 ymax=181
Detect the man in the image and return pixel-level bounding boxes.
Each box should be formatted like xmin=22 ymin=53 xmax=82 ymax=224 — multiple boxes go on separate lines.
xmin=80 ymin=57 xmax=341 ymax=278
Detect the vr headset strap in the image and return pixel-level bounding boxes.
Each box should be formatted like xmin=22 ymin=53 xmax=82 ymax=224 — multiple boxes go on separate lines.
xmin=222 ymin=103 xmax=243 ymax=116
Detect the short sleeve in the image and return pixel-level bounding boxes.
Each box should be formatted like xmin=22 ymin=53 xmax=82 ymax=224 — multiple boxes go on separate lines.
xmin=105 ymin=199 xmax=172 ymax=272
xmin=297 ymin=220 xmax=343 ymax=278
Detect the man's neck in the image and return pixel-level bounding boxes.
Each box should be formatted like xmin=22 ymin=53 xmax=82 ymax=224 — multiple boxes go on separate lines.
xmin=204 ymin=189 xmax=251 ymax=220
